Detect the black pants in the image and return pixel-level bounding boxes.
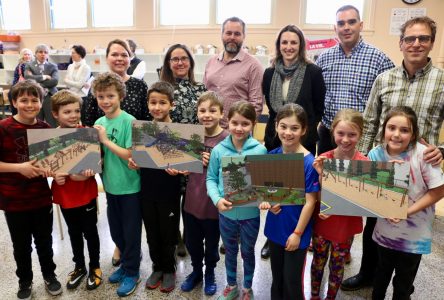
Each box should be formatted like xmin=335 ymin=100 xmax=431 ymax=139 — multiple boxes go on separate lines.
xmin=372 ymin=244 xmax=421 ymax=300
xmin=4 ymin=205 xmax=57 ymax=284
xmin=142 ymin=197 xmax=180 ymax=273
xmin=269 ymin=239 xmax=307 ymax=300
xmin=183 ymin=211 xmax=220 ymax=273
xmin=317 ymin=123 xmax=336 ymax=155
xmin=359 ymin=217 xmax=378 ymax=280
xmin=61 ymin=199 xmax=100 ymax=270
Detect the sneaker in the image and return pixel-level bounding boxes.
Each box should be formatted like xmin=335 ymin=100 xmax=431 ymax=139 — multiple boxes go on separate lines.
xmin=218 ymin=285 xmax=239 ymax=300
xmin=181 ymin=271 xmax=202 ymax=292
xmin=116 ymin=274 xmax=140 ymax=297
xmin=86 ymin=268 xmax=102 ymax=290
xmin=242 ymin=288 xmax=254 ymax=300
xmin=145 ymin=271 xmax=163 ymax=289
xmin=66 ymin=266 xmax=87 ymax=289
xmin=44 ymin=276 xmax=62 ymax=296
xmin=204 ymin=272 xmax=217 ymax=296
xmin=160 ymin=273 xmax=175 ymax=293
xmin=17 ymin=281 xmax=32 ymax=300
xmin=109 ymin=267 xmax=125 ymax=284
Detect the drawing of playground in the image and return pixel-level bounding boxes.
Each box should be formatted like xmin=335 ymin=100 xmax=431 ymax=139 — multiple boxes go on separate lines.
xmin=222 ymin=154 xmax=306 ymax=207
xmin=131 ymin=120 xmax=205 ymax=173
xmin=27 ymin=128 xmax=101 ymax=174
xmin=320 ymin=159 xmax=409 ymax=219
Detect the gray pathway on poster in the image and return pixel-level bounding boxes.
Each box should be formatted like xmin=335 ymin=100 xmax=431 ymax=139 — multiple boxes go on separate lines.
xmin=132 ymin=151 xmax=203 ymax=173
xmin=68 ymin=152 xmax=101 ymax=174
xmin=321 ymin=189 xmax=383 ymax=218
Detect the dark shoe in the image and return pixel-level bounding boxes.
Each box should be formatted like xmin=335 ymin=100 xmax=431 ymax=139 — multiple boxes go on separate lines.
xmin=261 ymin=240 xmax=270 ymax=259
xmin=112 ymin=257 xmax=121 ymax=267
xmin=66 ymin=266 xmax=87 ymax=289
xmin=17 ymin=281 xmax=32 ymax=300
xmin=219 ymin=243 xmax=226 ymax=255
xmin=340 ymin=273 xmax=372 ymax=291
xmin=204 ymin=271 xmax=217 ymax=296
xmin=86 ymin=268 xmax=102 ymax=290
xmin=180 ymin=271 xmax=203 ymax=292
xmin=160 ymin=273 xmax=176 ymax=293
xmin=44 ymin=276 xmax=62 ymax=296
xmin=146 ymin=271 xmax=163 ymax=290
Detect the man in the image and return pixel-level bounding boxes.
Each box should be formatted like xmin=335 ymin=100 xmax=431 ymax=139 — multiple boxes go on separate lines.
xmin=126 ymin=39 xmax=146 ymax=80
xmin=204 ymin=16 xmax=264 ymax=128
xmin=24 ymin=44 xmax=59 ymax=127
xmin=316 ymin=5 xmax=394 ymax=155
xmin=343 ymin=16 xmax=444 ymax=292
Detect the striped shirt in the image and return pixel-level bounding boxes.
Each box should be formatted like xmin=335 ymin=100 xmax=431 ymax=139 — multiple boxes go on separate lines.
xmin=316 ymin=39 xmax=394 ymax=128
xmin=359 ymin=59 xmax=444 ymax=154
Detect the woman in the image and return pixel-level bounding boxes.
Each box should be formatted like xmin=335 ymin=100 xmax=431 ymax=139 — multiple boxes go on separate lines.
xmin=82 ymin=39 xmax=149 ymax=126
xmin=9 ymin=48 xmax=33 ymax=114
xmin=160 ymin=44 xmax=206 ymax=124
xmin=261 ymin=24 xmax=326 ymax=259
xmin=64 ymin=45 xmax=91 ymax=98
xmin=263 ymin=24 xmax=325 ymax=155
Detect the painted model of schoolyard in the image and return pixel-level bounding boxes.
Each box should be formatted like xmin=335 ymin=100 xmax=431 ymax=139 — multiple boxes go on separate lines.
xmin=27 ymin=128 xmax=101 ymax=174
xmin=222 ymin=154 xmax=305 ymax=207
xmin=131 ymin=120 xmax=205 ymax=173
xmin=320 ymin=159 xmax=409 ymax=219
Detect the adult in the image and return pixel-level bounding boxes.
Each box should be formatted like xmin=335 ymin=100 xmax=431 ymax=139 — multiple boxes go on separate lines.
xmin=343 ymin=16 xmax=444 ymax=293
xmin=161 ymin=44 xmax=207 ymax=124
xmin=82 ymin=39 xmax=149 ymax=126
xmin=316 ymin=5 xmax=394 ymax=155
xmin=204 ymin=16 xmax=264 ymax=128
xmin=9 ymin=48 xmax=33 ymax=115
xmin=126 ymin=39 xmax=146 ymax=80
xmin=263 ymin=24 xmax=325 ymax=155
xmin=64 ymin=45 xmax=91 ymax=99
xmin=24 ymin=44 xmax=59 ymax=127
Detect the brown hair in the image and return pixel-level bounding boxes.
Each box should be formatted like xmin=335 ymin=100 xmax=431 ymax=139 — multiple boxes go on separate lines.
xmin=273 ymin=24 xmax=309 ymax=66
xmin=148 ymin=81 xmax=175 ymax=104
xmin=10 ymin=80 xmax=44 ymax=102
xmin=51 ymin=90 xmax=82 ymax=113
xmin=227 ymin=100 xmax=256 ymax=124
xmin=275 ymin=103 xmax=308 ymax=138
xmin=160 ymin=44 xmax=196 ymax=85
xmin=400 ymin=16 xmax=437 ymax=42
xmin=380 ymin=106 xmax=419 ymax=146
xmin=92 ymin=72 xmax=126 ymax=99
xmin=336 ymin=5 xmax=361 ymax=21
xmin=331 ymin=108 xmax=364 ymax=136
xmin=197 ymin=91 xmax=223 ymax=113
xmin=106 ymin=39 xmax=132 ymax=57
xmin=222 ymin=16 xmax=246 ymax=34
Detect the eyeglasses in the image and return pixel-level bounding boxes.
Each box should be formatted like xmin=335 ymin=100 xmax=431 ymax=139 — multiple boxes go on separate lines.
xmin=401 ymin=35 xmax=432 ymax=45
xmin=170 ymin=56 xmax=190 ymax=64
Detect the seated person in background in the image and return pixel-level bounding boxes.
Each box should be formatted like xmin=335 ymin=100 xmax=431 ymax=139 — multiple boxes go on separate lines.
xmin=126 ymin=39 xmax=146 ymax=80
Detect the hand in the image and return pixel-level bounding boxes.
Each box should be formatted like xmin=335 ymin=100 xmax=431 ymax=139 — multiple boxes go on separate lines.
xmin=216 ymin=198 xmax=233 ymax=212
xmin=312 ymin=156 xmax=327 ymax=175
xmin=259 ymin=201 xmax=271 ymax=210
xmin=269 ymin=204 xmax=282 ymax=215
xmin=420 ymin=138 xmax=442 ymax=166
xmin=80 ymin=169 xmax=95 ymax=177
xmin=285 ymin=233 xmax=300 ymax=251
xmin=18 ymin=159 xmax=45 ymax=179
xmin=202 ymin=152 xmax=210 ymax=167
xmin=128 ymin=158 xmax=140 ymax=170
xmin=44 ymin=75 xmax=52 ymax=80
xmin=93 ymin=125 xmax=108 ymax=143
xmin=318 ymin=213 xmax=330 ymax=220
xmin=54 ymin=172 xmax=69 ymax=185
xmin=83 ymin=83 xmax=90 ymax=89
xmin=388 ymin=217 xmax=401 ymax=224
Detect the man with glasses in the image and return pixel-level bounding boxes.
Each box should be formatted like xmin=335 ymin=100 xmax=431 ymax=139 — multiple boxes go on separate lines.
xmin=316 ymin=5 xmax=394 ymax=155
xmin=342 ymin=16 xmax=444 ymax=293
xmin=204 ymin=16 xmax=264 ymax=128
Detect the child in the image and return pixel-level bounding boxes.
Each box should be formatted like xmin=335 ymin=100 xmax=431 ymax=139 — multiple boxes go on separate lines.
xmin=128 ymin=81 xmax=182 ymax=293
xmin=310 ymin=109 xmax=367 ymax=300
xmin=206 ymin=100 xmax=267 ymax=300
xmin=92 ymin=72 xmax=142 ymax=297
xmin=180 ymin=91 xmax=228 ymax=295
xmin=0 ymin=80 xmax=62 ymax=299
xmin=369 ymin=106 xmax=444 ymax=300
xmin=50 ymin=90 xmax=102 ymax=291
xmin=260 ymin=103 xmax=318 ymax=300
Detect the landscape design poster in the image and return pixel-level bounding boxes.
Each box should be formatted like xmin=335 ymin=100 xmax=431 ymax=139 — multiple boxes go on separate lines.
xmin=131 ymin=120 xmax=205 ymax=173
xmin=27 ymin=128 xmax=101 ymax=174
xmin=320 ymin=159 xmax=409 ymax=219
xmin=222 ymin=153 xmax=305 ymax=207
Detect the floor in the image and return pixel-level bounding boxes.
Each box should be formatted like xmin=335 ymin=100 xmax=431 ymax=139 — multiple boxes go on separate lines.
xmin=1 ymin=192 xmax=444 ymax=300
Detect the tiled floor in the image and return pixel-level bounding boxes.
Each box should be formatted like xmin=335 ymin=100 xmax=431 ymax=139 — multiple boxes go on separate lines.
xmin=1 ymin=193 xmax=444 ymax=299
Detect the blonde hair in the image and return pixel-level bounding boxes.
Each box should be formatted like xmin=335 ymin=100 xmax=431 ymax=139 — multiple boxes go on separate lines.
xmin=331 ymin=109 xmax=364 ymax=136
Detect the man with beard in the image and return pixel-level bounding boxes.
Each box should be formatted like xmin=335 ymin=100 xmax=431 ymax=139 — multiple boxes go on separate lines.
xmin=204 ymin=16 xmax=264 ymax=128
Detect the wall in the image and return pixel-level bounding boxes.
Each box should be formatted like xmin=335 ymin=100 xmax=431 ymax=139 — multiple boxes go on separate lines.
xmin=3 ymin=0 xmax=444 ymax=67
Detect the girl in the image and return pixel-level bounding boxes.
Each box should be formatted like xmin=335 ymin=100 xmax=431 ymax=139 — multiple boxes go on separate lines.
xmin=369 ymin=106 xmax=444 ymax=300
xmin=310 ymin=109 xmax=367 ymax=300
xmin=206 ymin=101 xmax=267 ymax=300
xmin=260 ymin=103 xmax=319 ymax=300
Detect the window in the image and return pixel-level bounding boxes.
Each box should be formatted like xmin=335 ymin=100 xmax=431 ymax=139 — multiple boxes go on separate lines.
xmin=216 ymin=0 xmax=271 ymax=25
xmin=92 ymin=0 xmax=134 ymax=27
xmin=305 ymin=0 xmax=365 ymax=25
xmin=0 ymin=0 xmax=31 ymax=30
xmin=160 ymin=0 xmax=209 ymax=25
xmin=50 ymin=0 xmax=87 ymax=29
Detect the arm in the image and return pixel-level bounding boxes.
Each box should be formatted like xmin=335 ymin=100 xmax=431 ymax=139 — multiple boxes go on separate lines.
xmin=248 ymin=61 xmax=265 ymax=117
xmin=206 ymin=149 xmax=224 ymax=205
xmin=311 ymin=65 xmax=326 ymax=125
xmin=407 ymin=184 xmax=444 ymax=217
xmin=69 ymin=169 xmax=95 ymax=181
xmin=12 ymin=64 xmax=21 ymax=85
xmin=64 ymin=65 xmax=91 ymax=89
xmin=0 ymin=159 xmax=46 ymax=179
xmin=40 ymin=64 xmax=59 ymax=89
xmin=94 ymin=125 xmax=132 ymax=160
xmin=24 ymin=63 xmax=45 ymax=82
xmin=130 ymin=61 xmax=146 ymax=80
xmin=358 ymin=79 xmax=382 ymax=154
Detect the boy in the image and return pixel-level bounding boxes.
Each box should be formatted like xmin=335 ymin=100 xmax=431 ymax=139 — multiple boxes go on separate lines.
xmin=180 ymin=91 xmax=228 ymax=295
xmin=0 ymin=80 xmax=62 ymax=299
xmin=92 ymin=73 xmax=142 ymax=297
xmin=50 ymin=90 xmax=102 ymax=291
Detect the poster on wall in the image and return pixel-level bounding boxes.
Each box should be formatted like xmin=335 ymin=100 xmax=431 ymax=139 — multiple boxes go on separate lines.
xmin=390 ymin=7 xmax=426 ymax=35
xmin=306 ymin=38 xmax=338 ymax=61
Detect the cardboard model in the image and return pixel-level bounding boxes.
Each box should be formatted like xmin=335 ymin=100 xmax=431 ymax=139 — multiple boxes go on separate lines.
xmin=27 ymin=128 xmax=101 ymax=174
xmin=222 ymin=153 xmax=305 ymax=207
xmin=131 ymin=120 xmax=205 ymax=173
xmin=320 ymin=159 xmax=409 ymax=219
